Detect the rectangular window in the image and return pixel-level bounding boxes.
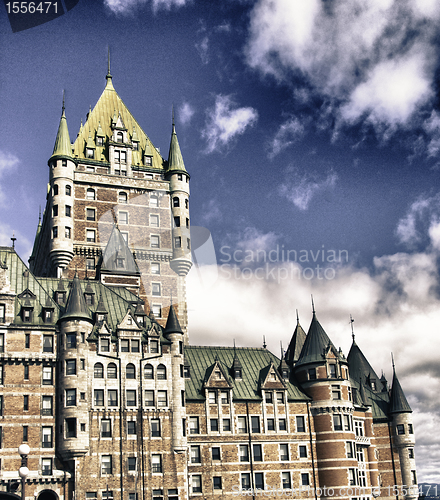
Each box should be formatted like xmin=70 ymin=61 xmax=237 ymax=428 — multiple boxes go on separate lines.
xmin=152 ymin=454 xmax=162 ymax=473
xmin=308 ymin=367 xmax=317 ymax=379
xmin=0 ymin=305 xmax=5 ymax=324
xmin=251 ymin=416 xmax=260 ymax=433
xmin=42 ymin=366 xmax=53 ymax=385
xmin=157 ymin=390 xmax=167 ymax=407
xmin=333 ymin=414 xmax=343 ymax=431
xmin=408 ymin=424 xmax=414 ymax=434
xmin=128 ymin=457 xmax=136 ymax=471
xmin=126 ymin=390 xmax=136 ymax=407
xmin=346 ymin=441 xmax=354 ymax=459
xmin=211 ymin=447 xmax=221 ymax=461
xmin=213 ymin=477 xmax=222 ymax=490
xmin=119 ymin=211 xmax=128 ymax=224
xmin=152 ymin=283 xmax=161 ymax=296
xmin=151 ymin=419 xmax=160 ymax=437
xmin=192 ymin=476 xmax=202 ymax=494
xmin=296 ymin=416 xmax=306 ymax=432
xmin=222 ymin=418 xmax=231 ymax=432
xmin=102 ymin=492 xmax=113 ymax=500
xmin=42 ymin=458 xmax=52 ymax=476
xmin=253 ymin=444 xmax=263 ymax=462
xmin=210 ymin=418 xmax=219 ymax=432
xmin=174 ymin=236 xmax=181 ymax=248
xmin=267 ymin=418 xmax=275 ymax=431
xmin=412 ymin=470 xmax=417 ymax=484
xmin=65 ymin=205 xmax=71 ymax=217
xmin=299 ymin=445 xmax=308 ymax=458
xmin=151 ymin=235 xmax=160 ymax=248
xmin=87 ymin=230 xmax=96 ymax=242
xmin=66 ymin=389 xmax=76 ymax=406
xmin=354 ymin=420 xmax=364 ymax=437
xmin=108 ymin=390 xmax=118 ymax=406
xmin=151 ymin=263 xmax=160 ymax=275
xmin=409 ymin=448 xmax=415 ymax=459
xmin=301 ymin=473 xmax=310 ymax=486
xmin=265 ymin=391 xmax=273 ymax=404
xmin=86 ymin=208 xmax=95 ymax=221
xmin=25 ymin=333 xmax=30 ymax=348
xmin=101 ymin=455 xmax=112 ymax=475
xmin=94 ymin=389 xmax=104 ymax=406
xmin=220 ymin=391 xmax=229 ymax=404
xmin=24 ymin=364 xmax=29 ymax=380
xmin=22 ymin=425 xmax=28 ymax=442
xmin=66 ymin=418 xmax=76 ymax=438
xmin=255 ymin=473 xmax=264 ymax=491
xmin=329 ymin=364 xmax=337 ymax=378
xmin=42 ymin=427 xmax=53 ymax=448
xmin=282 ymin=472 xmax=291 ymax=489
xmin=131 ymin=340 xmax=139 ymax=353
xmin=101 ymin=419 xmax=111 ymax=438
xmin=66 ymin=359 xmax=76 ymax=375
xmin=276 ymin=392 xmax=285 ymax=404
xmin=189 ymin=417 xmax=199 ymax=434
xmin=53 ymin=227 xmax=58 ymax=238
xmin=241 ymin=473 xmax=251 ymax=490
xmin=240 ymin=445 xmax=249 ymax=462
xmin=24 ymin=395 xmax=29 ymax=410
xmin=65 ymin=226 xmax=71 ymax=238
xmin=42 ymin=396 xmax=53 ymax=416
xmin=208 ymin=391 xmax=217 ymax=404
xmin=348 ymin=468 xmax=357 ymax=486
xmin=145 ymin=390 xmax=154 ymax=407
xmin=0 ymin=332 xmax=4 ymax=352
xmin=174 ymin=216 xmax=181 ymax=227
xmin=332 ymin=384 xmax=341 ymax=399
xmin=238 ymin=416 xmax=248 ymax=433
xmin=191 ymin=446 xmax=201 ymax=464
xmin=53 ymin=205 xmax=58 ymax=216
xmin=100 ymin=338 xmax=109 ymax=352
xmin=120 ymin=339 xmax=129 ymax=352
xmin=66 ymin=333 xmax=76 ymax=348
xmin=279 ymin=418 xmax=287 ymax=431
xmin=280 ymin=444 xmax=289 ymax=461
xmin=343 ymin=414 xmax=351 ymax=431
xmin=127 ymin=421 xmax=136 ymax=435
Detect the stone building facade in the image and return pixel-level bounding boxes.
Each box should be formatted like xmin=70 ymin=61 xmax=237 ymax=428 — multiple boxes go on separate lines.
xmin=0 ymin=71 xmax=417 ymax=500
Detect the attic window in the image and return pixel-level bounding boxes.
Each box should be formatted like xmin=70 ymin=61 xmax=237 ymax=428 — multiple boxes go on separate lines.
xmin=84 ymin=294 xmax=94 ymax=306
xmin=215 ymin=370 xmax=221 ymax=379
xmin=234 ymin=368 xmax=242 ymax=379
xmin=132 ymin=142 xmax=138 ymax=151
xmin=144 ymin=156 xmax=152 ymax=166
xmin=329 ymin=364 xmax=337 ymax=378
xmin=87 ymin=148 xmax=95 ymax=159
xmin=22 ymin=308 xmax=33 ymax=323
xmin=117 ymin=132 xmax=124 ymax=143
xmin=116 ymin=258 xmax=125 ymax=269
xmin=97 ymin=137 xmax=104 ymax=146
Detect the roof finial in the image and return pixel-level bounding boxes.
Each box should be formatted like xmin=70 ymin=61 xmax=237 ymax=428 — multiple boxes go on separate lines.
xmin=11 ymin=232 xmax=16 ymax=249
xmin=107 ymin=47 xmax=111 ymax=78
xmin=391 ymin=352 xmax=395 ymax=373
xmin=62 ymin=90 xmax=65 ymax=115
xmin=296 ymin=309 xmax=299 ymax=324
xmin=280 ymin=341 xmax=284 ymax=359
xmin=350 ymin=314 xmax=355 ymax=342
xmin=311 ymin=294 xmax=315 ymax=314
xmin=263 ymin=335 xmax=267 ymax=348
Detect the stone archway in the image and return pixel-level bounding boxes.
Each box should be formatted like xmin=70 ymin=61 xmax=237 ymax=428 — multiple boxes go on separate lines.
xmin=37 ymin=490 xmax=59 ymax=500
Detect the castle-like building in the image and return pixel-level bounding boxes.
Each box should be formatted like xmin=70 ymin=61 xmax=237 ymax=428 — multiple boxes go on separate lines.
xmin=0 ymin=69 xmax=418 ymax=500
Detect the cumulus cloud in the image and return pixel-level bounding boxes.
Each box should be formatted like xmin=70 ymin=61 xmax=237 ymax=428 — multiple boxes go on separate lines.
xmin=269 ymin=117 xmax=305 ymax=157
xmin=278 ymin=167 xmax=337 ymax=210
xmin=202 ymin=95 xmax=258 ymax=153
xmin=244 ymin=0 xmax=440 ymax=141
xmin=179 ymin=102 xmax=195 ymax=126
xmin=187 ymin=202 xmax=440 ymax=482
xmin=104 ymin=0 xmax=188 ymax=14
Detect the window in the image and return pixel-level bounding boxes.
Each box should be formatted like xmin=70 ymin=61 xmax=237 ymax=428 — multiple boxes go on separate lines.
xmin=42 ymin=458 xmax=52 ymax=476
xmin=332 ymin=385 xmax=341 ymax=399
xmin=66 ymin=359 xmax=76 ymax=375
xmin=282 ymin=472 xmax=291 ymax=489
xmin=53 ymin=227 xmax=58 ymax=238
xmin=53 ymin=184 xmax=58 ymax=195
xmin=128 ymin=457 xmax=136 ymax=471
xmin=279 ymin=443 xmax=289 ymax=461
xmin=118 ymin=192 xmax=127 ymax=204
xmin=212 ymin=447 xmax=221 ymax=461
xmin=279 ymin=418 xmax=287 ymax=431
xmin=241 ymin=473 xmax=251 ymax=490
xmin=66 ymin=333 xmax=76 ymax=348
xmin=126 ymin=390 xmax=136 ymax=407
xmin=152 ymin=283 xmax=161 ymax=296
xmin=173 ymin=197 xmax=180 ymax=207
xmin=42 ymin=366 xmax=53 ymax=385
xmin=86 ymin=208 xmax=95 ymax=221
xmin=24 ymin=395 xmax=29 ymax=411
xmin=24 ymin=364 xmax=29 ymax=380
xmin=86 ymin=148 xmax=95 ymax=159
xmin=94 ymin=363 xmax=104 ymax=378
xmin=101 ymin=455 xmax=112 ymax=475
xmin=358 ymin=469 xmax=367 ymax=487
xmin=119 ymin=211 xmax=128 ymax=224
xmin=192 ymin=475 xmax=202 ymax=494
xmin=189 ymin=417 xmax=199 ymax=434
xmin=144 ymin=364 xmax=153 ymax=379
xmin=157 ymin=390 xmax=167 ymax=407
xmin=396 ymin=424 xmax=405 ymax=435
xmin=127 ymin=421 xmax=136 ymax=435
xmin=329 ymin=364 xmax=337 ymax=378
xmin=265 ymin=391 xmax=273 ymax=404
xmin=343 ymin=414 xmax=352 ymax=431
xmin=255 ymin=473 xmax=264 ymax=490
xmin=53 ymin=205 xmax=58 ymax=217
xmin=87 ymin=188 xmax=95 ymax=200
xmin=308 ymin=367 xmax=316 ymax=379
xmin=102 ymin=491 xmax=113 ymax=500
xmin=251 ymin=416 xmax=260 ymax=433
xmin=87 ymin=230 xmax=96 ymax=242
xmin=222 ymin=418 xmax=231 ymax=432
xmin=107 ymin=363 xmax=117 ymax=378
xmin=150 ymin=195 xmax=158 ymax=207
xmin=42 ymin=396 xmax=53 ymax=416
xmin=151 ymin=235 xmax=160 ymax=248
xmin=66 ymin=389 xmax=76 ymax=406
xmin=348 ymin=468 xmax=357 ymax=486
xmin=213 ymin=477 xmax=222 ymax=490
xmin=101 ymin=419 xmax=111 ymax=438
xmin=86 ymin=258 xmax=95 ymax=270
xmin=174 ymin=216 xmax=180 ymax=228
xmin=152 ymin=305 xmax=162 ymax=318
xmin=240 ymin=444 xmax=249 ymax=462
xmin=276 ymin=392 xmax=285 ymax=404
xmin=220 ymin=391 xmax=229 ymax=404
xmin=126 ymin=364 xmax=135 ymax=379
xmin=145 ymin=390 xmax=154 ymax=406
xmin=409 ymin=448 xmax=415 ymax=459
xmin=65 ymin=185 xmax=71 ymax=195
xmin=121 ymin=339 xmax=129 ymax=352
xmin=174 ymin=237 xmax=181 ymax=248
xmin=65 ymin=205 xmax=71 ymax=217
xmin=108 ymin=390 xmax=118 ymax=406
xmin=42 ymin=427 xmax=53 ymax=448
xmin=253 ymin=444 xmax=262 ymax=462
xmin=101 ymin=338 xmax=110 ymax=353
xmin=354 ymin=420 xmax=364 ymax=437
xmin=208 ymin=391 xmax=217 ymax=404
xmin=186 ymin=218 xmax=189 ymax=228
xmin=191 ymin=446 xmax=201 ymax=463
xmin=301 ymin=473 xmax=310 ymax=486
xmin=151 ymin=263 xmax=160 ymax=274
xmin=357 ymin=445 xmax=365 ymax=462
xmin=131 ymin=340 xmax=139 ymax=353
xmin=412 ymin=470 xmax=417 ymax=484
xmin=408 ymin=423 xmax=414 ymax=434
xmin=152 ymin=454 xmax=162 ymax=473
xmin=238 ymin=416 xmax=247 ymax=433
xmin=86 ymin=493 xmax=97 ymax=500
xmin=267 ymin=418 xmax=275 ymax=431
xmin=185 ymin=198 xmax=189 ymax=209
xmin=152 ymin=491 xmax=162 ymax=500
xmin=94 ymin=390 xmax=104 ymax=406
xmin=296 ymin=416 xmax=306 ymax=432
xmin=346 ymin=441 xmax=354 ymax=459
xmin=299 ymin=445 xmax=307 ymax=458
xmin=333 ymin=414 xmax=343 ymax=431
xmin=210 ymin=419 xmax=219 ymax=432
xmin=151 ymin=419 xmax=160 ymax=437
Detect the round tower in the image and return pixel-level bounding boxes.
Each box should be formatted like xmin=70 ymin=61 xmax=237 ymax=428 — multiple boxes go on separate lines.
xmin=48 ymin=97 xmax=75 ymax=277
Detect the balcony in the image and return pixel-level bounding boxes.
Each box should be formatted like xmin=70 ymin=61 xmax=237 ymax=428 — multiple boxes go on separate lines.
xmin=355 ymin=435 xmax=371 ymax=445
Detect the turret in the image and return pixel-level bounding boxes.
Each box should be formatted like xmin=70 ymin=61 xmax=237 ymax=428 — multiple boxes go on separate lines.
xmin=48 ymin=95 xmax=75 ymax=277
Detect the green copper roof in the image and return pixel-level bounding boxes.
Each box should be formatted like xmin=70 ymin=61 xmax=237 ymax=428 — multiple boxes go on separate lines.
xmin=163 ymin=304 xmax=183 ymax=336
xmin=296 ymin=312 xmax=341 ymax=366
xmin=167 ymin=123 xmax=187 ymax=173
xmin=347 ymin=339 xmax=381 ymax=389
xmin=389 ymin=370 xmax=412 ymax=413
xmin=50 ymin=104 xmax=72 ymax=160
xmin=184 ymin=346 xmax=309 ymax=402
xmin=285 ymin=320 xmax=307 ymax=366
xmin=61 ymin=274 xmax=92 ymax=322
xmin=101 ymin=225 xmax=140 ymax=275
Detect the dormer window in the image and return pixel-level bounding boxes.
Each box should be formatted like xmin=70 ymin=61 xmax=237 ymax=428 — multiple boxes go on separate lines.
xmin=133 ymin=142 xmax=139 ymax=151
xmin=116 ymin=257 xmax=125 ymax=269
xmin=86 ymin=148 xmax=95 ymax=159
xmin=97 ymin=136 xmax=104 ymax=146
xmin=144 ymin=155 xmax=152 ymax=166
xmin=117 ymin=132 xmax=124 ymax=143
xmin=234 ymin=368 xmax=242 ymax=379
xmin=43 ymin=309 xmax=53 ymax=323
xmin=84 ymin=293 xmax=94 ymax=306
xmin=96 ymin=313 xmax=106 ymax=325
xmin=281 ymin=369 xmax=289 ymax=379
xmin=55 ymin=291 xmax=66 ymax=305
xmin=22 ymin=307 xmax=33 ymax=323
xmin=329 ymin=364 xmax=337 ymax=378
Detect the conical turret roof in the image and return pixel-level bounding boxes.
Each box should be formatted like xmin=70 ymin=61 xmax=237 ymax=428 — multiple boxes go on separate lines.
xmin=50 ymin=99 xmax=72 ymax=160
xmin=163 ymin=304 xmax=183 ymax=336
xmin=61 ymin=274 xmax=92 ymax=322
xmin=347 ymin=338 xmax=381 ymax=388
xmin=389 ymin=370 xmax=412 ymax=414
xmin=285 ymin=318 xmax=307 ymax=366
xmin=101 ymin=225 xmax=139 ymax=275
xmin=167 ymin=121 xmax=187 ymax=174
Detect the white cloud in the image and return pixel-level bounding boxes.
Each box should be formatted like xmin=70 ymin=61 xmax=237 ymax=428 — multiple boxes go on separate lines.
xmin=244 ymin=0 xmax=440 ymax=140
xmin=187 ymin=206 xmax=440 ymax=482
xmin=200 ymin=199 xmax=222 ymax=225
xmin=278 ymin=167 xmax=337 ymax=210
xmin=269 ymin=117 xmax=304 ymax=157
xmin=195 ymin=36 xmax=209 ymax=65
xmin=202 ymin=95 xmax=258 ymax=153
xmin=0 ymin=151 xmax=19 ymax=206
xmin=104 ymin=0 xmax=188 ymax=14
xmin=179 ymin=102 xmax=195 ymax=126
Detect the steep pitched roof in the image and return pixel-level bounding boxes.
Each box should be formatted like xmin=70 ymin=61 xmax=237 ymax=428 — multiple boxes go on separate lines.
xmin=50 ymin=101 xmax=72 ymax=160
xmin=296 ymin=312 xmax=340 ymax=366
xmin=184 ymin=346 xmax=309 ymax=402
xmin=100 ymin=225 xmax=139 ymax=275
xmin=73 ymin=74 xmax=164 ymax=169
xmin=61 ymin=274 xmax=92 ymax=322
xmin=285 ymin=319 xmax=307 ymax=366
xmin=389 ymin=370 xmax=412 ymax=414
xmin=163 ymin=304 xmax=183 ymax=336
xmin=347 ymin=339 xmax=381 ymax=388
xmin=167 ymin=122 xmax=187 ymax=174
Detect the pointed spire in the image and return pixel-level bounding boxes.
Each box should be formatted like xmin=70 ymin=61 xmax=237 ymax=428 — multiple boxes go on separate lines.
xmin=311 ymin=295 xmax=315 ymax=314
xmin=163 ymin=304 xmax=183 ymax=337
xmin=389 ymin=358 xmax=412 ymax=413
xmin=167 ymin=111 xmax=187 ymax=173
xmin=105 ymin=47 xmax=114 ymax=90
xmin=50 ymin=92 xmax=72 ymax=160
xmin=350 ymin=314 xmax=355 ymax=343
xmin=285 ymin=316 xmax=307 ymax=366
xmin=61 ymin=273 xmax=92 ymax=322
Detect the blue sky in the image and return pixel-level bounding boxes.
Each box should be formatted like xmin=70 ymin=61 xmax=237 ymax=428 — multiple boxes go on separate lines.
xmin=2 ymin=0 xmax=440 ymax=482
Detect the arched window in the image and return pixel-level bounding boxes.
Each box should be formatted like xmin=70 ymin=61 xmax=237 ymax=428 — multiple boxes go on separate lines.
xmin=87 ymin=188 xmax=95 ymax=200
xmin=107 ymin=363 xmax=117 ymax=379
xmin=185 ymin=198 xmax=189 ymax=209
xmin=157 ymin=364 xmax=166 ymax=380
xmin=65 ymin=185 xmax=71 ymax=196
xmin=126 ymin=364 xmax=136 ymax=379
xmin=94 ymin=363 xmax=104 ymax=378
xmin=53 ymin=184 xmax=58 ymax=196
xmin=118 ymin=192 xmax=127 ymax=204
xmin=144 ymin=364 xmax=153 ymax=379
xmin=173 ymin=197 xmax=180 ymax=207
xmin=117 ymin=132 xmax=124 ymax=143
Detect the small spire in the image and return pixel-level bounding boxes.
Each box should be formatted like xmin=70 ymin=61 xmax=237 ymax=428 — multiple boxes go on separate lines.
xmin=280 ymin=341 xmax=284 ymax=359
xmin=62 ymin=90 xmax=65 ymax=115
xmin=391 ymin=352 xmax=395 ymax=372
xmin=311 ymin=295 xmax=315 ymax=314
xmin=107 ymin=47 xmax=111 ymax=78
xmin=11 ymin=232 xmax=16 ymax=249
xmin=296 ymin=309 xmax=299 ymax=324
xmin=263 ymin=335 xmax=267 ymax=349
xmin=350 ymin=314 xmax=355 ymax=342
